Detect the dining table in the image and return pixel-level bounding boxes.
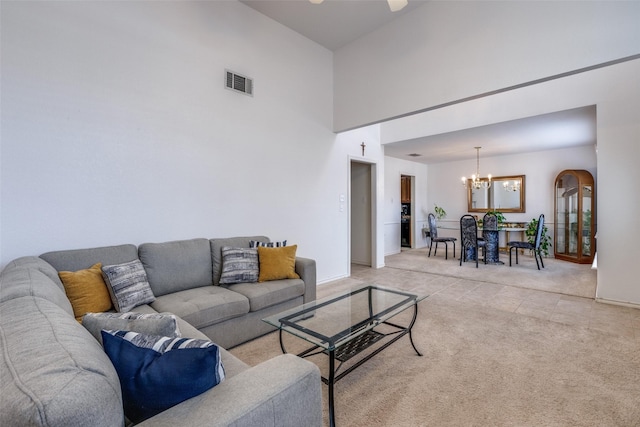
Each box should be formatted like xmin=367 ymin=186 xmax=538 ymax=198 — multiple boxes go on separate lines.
xmin=438 ymin=225 xmax=527 ymax=265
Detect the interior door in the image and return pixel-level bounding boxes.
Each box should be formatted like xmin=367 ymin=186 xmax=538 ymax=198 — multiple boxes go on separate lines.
xmin=351 ymin=161 xmax=372 ymax=266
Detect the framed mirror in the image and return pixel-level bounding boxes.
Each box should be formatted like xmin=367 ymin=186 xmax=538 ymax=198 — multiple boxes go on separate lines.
xmin=467 ymin=175 xmax=526 ymax=213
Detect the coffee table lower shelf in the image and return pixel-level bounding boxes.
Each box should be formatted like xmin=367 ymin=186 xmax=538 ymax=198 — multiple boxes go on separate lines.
xmin=332 ymin=330 xmax=384 ymax=362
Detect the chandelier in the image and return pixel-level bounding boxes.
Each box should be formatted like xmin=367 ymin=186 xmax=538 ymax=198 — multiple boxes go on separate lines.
xmin=309 ymin=0 xmax=408 ymax=12
xmin=461 ymin=147 xmax=492 ymax=190
xmin=503 ymin=180 xmax=521 ymax=192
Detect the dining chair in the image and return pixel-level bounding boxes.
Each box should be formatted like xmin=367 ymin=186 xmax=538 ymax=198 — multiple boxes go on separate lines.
xmin=508 ymin=214 xmax=545 ymax=270
xmin=482 ymin=212 xmax=498 ymax=234
xmin=427 ymin=213 xmax=457 ymax=260
xmin=460 ymin=214 xmax=486 ymax=268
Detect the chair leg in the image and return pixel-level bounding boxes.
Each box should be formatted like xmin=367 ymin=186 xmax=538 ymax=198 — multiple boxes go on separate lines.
xmin=444 ymin=242 xmax=448 ymax=260
xmin=534 ymin=251 xmax=543 ymax=270
xmin=515 ymin=248 xmax=519 ymax=265
xmin=452 ymin=241 xmax=456 ymax=259
xmin=475 ymin=245 xmax=479 ymax=268
xmin=428 ymin=241 xmax=433 ymax=257
xmin=434 ymin=242 xmax=438 ymax=257
xmin=539 ymin=252 xmax=545 ymax=269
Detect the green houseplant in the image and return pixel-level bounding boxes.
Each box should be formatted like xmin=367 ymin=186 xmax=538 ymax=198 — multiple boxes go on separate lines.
xmin=434 ymin=204 xmax=446 ymax=220
xmin=526 ymin=217 xmax=552 ymax=257
xmin=487 ymin=210 xmax=506 ymax=227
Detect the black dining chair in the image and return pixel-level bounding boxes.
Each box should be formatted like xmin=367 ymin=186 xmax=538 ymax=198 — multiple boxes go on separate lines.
xmin=508 ymin=214 xmax=545 ymax=270
xmin=482 ymin=212 xmax=498 ymax=234
xmin=427 ymin=213 xmax=457 ymax=260
xmin=460 ymin=215 xmax=486 ymax=268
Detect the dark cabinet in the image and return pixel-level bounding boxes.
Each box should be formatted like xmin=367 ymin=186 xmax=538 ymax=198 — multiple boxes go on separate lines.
xmin=554 ymin=169 xmax=595 ymax=264
xmin=401 ymin=176 xmax=411 ymax=203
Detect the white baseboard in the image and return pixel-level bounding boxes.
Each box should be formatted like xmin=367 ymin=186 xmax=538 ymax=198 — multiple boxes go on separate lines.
xmin=595 ymin=297 xmax=640 ymax=310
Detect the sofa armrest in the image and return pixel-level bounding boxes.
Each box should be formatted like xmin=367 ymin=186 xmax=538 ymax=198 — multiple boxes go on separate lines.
xmin=139 ymin=354 xmax=322 ymax=427
xmin=295 ymin=257 xmax=316 ymax=304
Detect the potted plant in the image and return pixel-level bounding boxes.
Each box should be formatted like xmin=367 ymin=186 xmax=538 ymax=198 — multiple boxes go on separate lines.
xmin=434 ymin=204 xmax=446 ymax=220
xmin=526 ymin=217 xmax=552 ymax=257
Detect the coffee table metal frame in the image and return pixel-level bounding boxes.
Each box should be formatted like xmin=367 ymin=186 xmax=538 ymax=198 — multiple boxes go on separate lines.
xmin=263 ymin=285 xmax=426 ymax=427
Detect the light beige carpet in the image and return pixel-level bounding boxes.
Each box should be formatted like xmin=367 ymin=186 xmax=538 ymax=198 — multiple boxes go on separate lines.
xmin=230 ymin=252 xmax=639 ymax=426
xmin=385 ymin=247 xmax=596 ymax=298
xmin=231 ymin=297 xmax=640 ymax=426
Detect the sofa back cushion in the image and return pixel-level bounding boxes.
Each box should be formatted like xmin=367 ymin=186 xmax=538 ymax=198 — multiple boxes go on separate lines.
xmin=40 ymin=244 xmax=139 ymax=273
xmin=2 ymin=256 xmax=65 ymax=289
xmin=0 ymin=296 xmax=123 ymax=427
xmin=0 ymin=257 xmax=74 ymax=316
xmin=139 ymin=238 xmax=213 ymax=297
xmin=210 ymin=236 xmax=269 ymax=285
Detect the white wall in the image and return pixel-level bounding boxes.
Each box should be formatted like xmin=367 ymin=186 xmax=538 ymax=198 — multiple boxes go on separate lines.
xmin=378 ymin=59 xmax=640 ymax=305
xmin=337 ymin=125 xmax=387 ymax=272
xmin=333 ymin=0 xmax=639 ymax=305
xmin=0 ymin=1 xmax=348 ymax=283
xmin=426 ymin=146 xmax=597 ymax=228
xmin=424 ymin=146 xmax=597 ymax=245
xmin=383 ymin=156 xmax=429 ymax=255
xmin=334 ymin=1 xmax=640 ymax=131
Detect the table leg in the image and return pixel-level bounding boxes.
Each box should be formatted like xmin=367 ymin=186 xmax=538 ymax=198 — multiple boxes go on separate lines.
xmin=407 ymin=303 xmax=423 ymax=357
xmin=328 ymin=349 xmax=336 ymax=427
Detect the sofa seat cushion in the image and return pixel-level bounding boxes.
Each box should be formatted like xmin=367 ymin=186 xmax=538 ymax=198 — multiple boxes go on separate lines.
xmin=0 ymin=296 xmax=123 ymax=427
xmin=129 ymin=304 xmax=251 ymax=379
xmin=150 ymin=286 xmax=249 ymax=330
xmin=224 ymin=278 xmax=305 ymax=312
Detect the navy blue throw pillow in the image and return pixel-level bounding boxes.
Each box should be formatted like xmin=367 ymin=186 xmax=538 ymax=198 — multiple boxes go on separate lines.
xmin=101 ymin=330 xmax=225 ymax=423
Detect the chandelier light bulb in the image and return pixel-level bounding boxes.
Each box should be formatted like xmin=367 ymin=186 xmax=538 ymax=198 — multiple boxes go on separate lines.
xmin=462 ymin=147 xmax=491 ymax=190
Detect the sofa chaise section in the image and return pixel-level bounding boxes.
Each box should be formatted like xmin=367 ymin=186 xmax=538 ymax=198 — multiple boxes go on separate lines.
xmin=0 ymin=247 xmax=322 ymax=426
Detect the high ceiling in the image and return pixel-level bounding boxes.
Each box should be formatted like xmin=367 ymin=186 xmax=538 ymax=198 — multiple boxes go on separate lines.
xmin=240 ymin=0 xmax=429 ymax=51
xmin=239 ymin=0 xmax=597 ymax=163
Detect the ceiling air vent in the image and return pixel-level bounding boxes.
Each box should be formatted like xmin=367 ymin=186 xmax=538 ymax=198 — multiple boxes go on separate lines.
xmin=225 ymin=70 xmax=253 ymax=96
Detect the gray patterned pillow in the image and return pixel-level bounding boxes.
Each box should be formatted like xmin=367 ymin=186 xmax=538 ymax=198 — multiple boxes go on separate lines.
xmin=101 ymin=260 xmax=155 ymax=312
xmin=249 ymin=240 xmax=287 ymax=248
xmin=82 ymin=312 xmax=180 ymax=345
xmin=219 ymin=247 xmax=259 ymax=284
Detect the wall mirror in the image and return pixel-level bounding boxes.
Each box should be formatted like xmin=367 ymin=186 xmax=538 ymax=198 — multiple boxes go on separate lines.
xmin=467 ymin=175 xmax=526 ymax=213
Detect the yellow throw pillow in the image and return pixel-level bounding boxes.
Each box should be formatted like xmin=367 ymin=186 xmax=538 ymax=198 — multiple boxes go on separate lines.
xmin=59 ymin=263 xmax=113 ymax=321
xmin=257 ymin=245 xmax=301 ymax=282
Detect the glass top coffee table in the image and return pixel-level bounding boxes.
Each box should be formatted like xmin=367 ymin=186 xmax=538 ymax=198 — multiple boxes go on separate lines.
xmin=263 ymin=284 xmax=428 ymax=427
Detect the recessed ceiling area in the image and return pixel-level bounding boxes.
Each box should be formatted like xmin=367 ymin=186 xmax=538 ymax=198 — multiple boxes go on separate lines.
xmin=382 ymin=106 xmax=597 ymax=164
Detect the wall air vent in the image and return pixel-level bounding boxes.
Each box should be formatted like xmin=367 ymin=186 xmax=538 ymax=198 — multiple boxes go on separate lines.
xmin=225 ymin=70 xmax=253 ymax=96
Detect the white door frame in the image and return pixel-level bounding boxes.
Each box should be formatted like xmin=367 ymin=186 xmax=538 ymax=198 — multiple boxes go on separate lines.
xmin=348 ymin=157 xmax=379 ymax=276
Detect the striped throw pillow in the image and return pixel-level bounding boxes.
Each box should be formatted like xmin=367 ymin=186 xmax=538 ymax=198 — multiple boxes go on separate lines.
xmin=101 ymin=260 xmax=155 ymax=312
xmin=249 ymin=239 xmax=287 ymax=248
xmin=219 ymin=247 xmax=259 ymax=284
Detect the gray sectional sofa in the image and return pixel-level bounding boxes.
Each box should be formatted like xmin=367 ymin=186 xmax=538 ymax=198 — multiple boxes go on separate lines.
xmin=0 ymin=236 xmax=322 ymax=426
